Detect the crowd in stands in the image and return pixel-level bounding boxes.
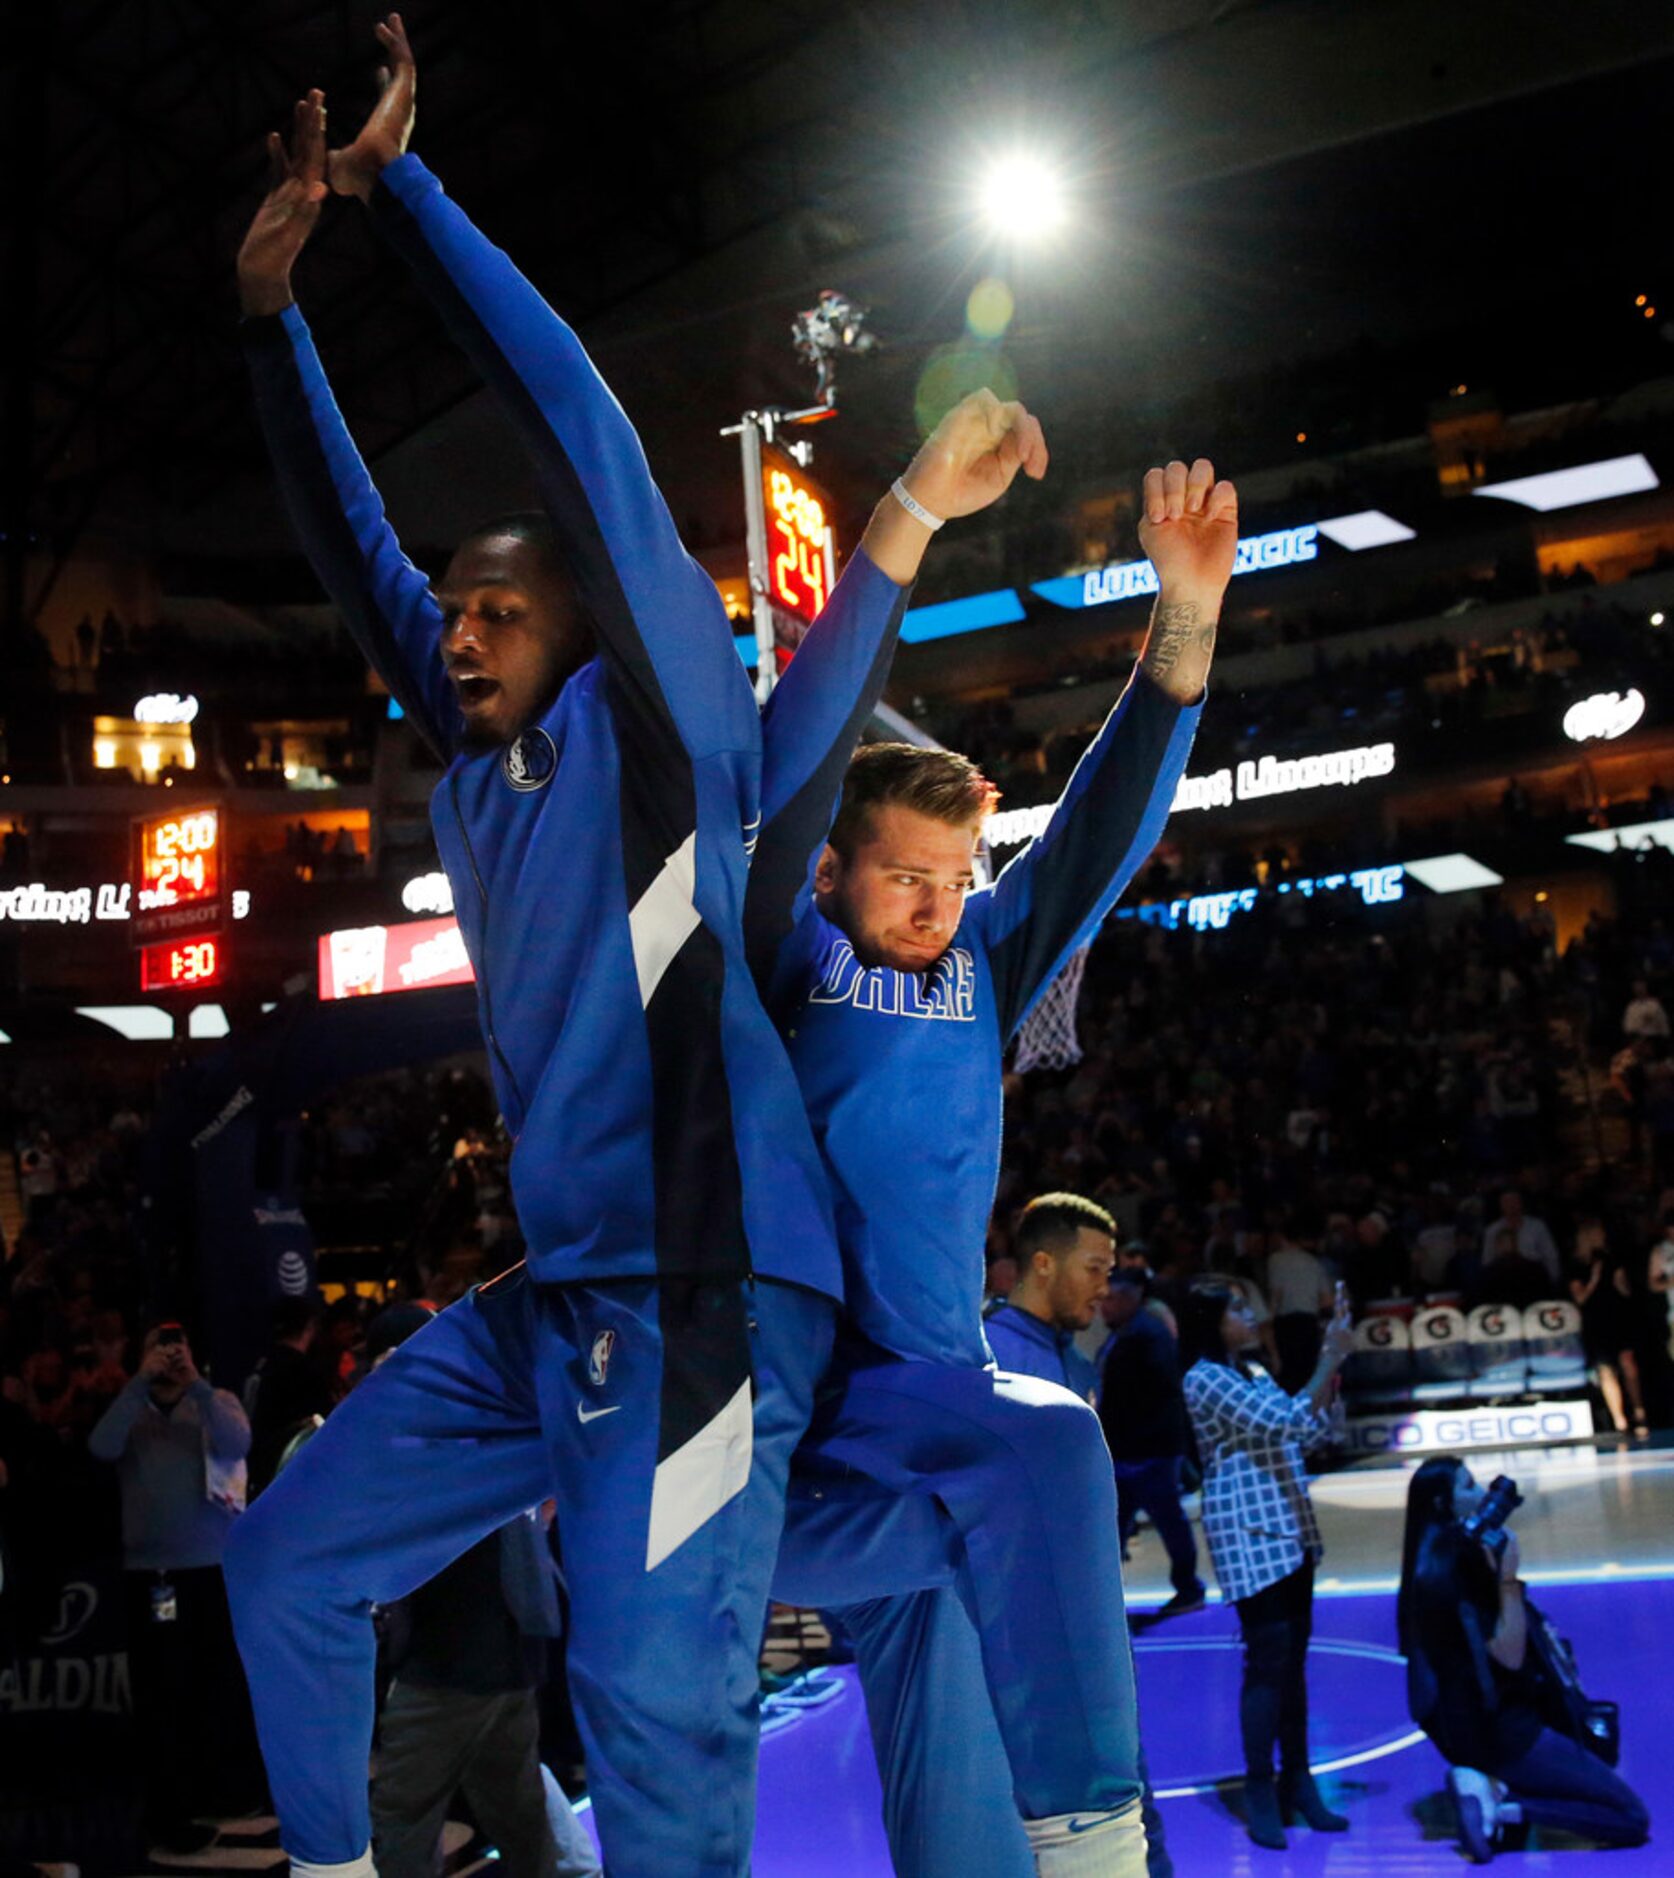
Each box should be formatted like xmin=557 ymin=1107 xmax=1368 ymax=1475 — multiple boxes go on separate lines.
xmin=941 ymin=588 xmax=1674 ymax=804
xmin=987 ymin=867 xmax=1674 ymax=1433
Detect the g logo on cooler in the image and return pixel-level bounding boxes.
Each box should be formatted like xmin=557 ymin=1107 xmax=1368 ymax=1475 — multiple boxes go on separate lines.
xmin=502 ymin=727 xmax=558 ymax=793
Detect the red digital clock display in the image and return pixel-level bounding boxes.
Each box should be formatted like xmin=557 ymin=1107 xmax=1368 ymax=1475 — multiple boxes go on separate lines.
xmin=762 ymin=447 xmax=836 ymax=634
xmin=140 ymin=936 xmax=223 ymax=992
xmin=132 ymin=805 xmax=224 ymax=948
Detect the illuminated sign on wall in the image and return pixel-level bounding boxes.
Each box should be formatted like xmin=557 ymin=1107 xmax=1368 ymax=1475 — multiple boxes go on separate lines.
xmin=1175 ymin=742 xmax=1397 ymax=812
xmin=0 ymin=884 xmax=251 ymax=927
xmin=985 ymin=742 xmax=1397 ymax=849
xmin=762 ymin=446 xmax=836 ymax=633
xmin=401 ymin=871 xmax=455 ymax=916
xmin=1562 ymin=688 xmax=1646 ymax=743
xmin=133 ymin=693 xmax=200 ymax=724
xmin=1117 ymin=865 xmax=1406 ymax=935
xmin=318 ymin=916 xmax=475 ymax=1000
xmin=1068 ymin=525 xmax=1320 ymax=610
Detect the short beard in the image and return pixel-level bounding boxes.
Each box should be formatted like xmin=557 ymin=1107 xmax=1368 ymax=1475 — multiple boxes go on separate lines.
xmin=459 ymin=717 xmax=507 ymax=755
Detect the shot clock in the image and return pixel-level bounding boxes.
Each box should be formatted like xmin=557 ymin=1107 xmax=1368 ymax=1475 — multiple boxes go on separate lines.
xmin=131 ymin=804 xmax=228 ymax=991
xmin=762 ymin=445 xmax=836 ymax=632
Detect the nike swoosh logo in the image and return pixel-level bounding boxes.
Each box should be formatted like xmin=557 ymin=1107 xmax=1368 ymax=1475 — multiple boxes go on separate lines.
xmin=1067 ymin=1816 xmax=1114 ymax=1834
xmin=577 ymin=1404 xmax=621 ymax=1424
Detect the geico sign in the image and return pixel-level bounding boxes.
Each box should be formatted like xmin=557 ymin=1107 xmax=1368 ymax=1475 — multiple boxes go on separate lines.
xmin=1344 ymin=1400 xmax=1594 ymax=1454
xmin=1562 ymin=689 xmax=1645 ymax=743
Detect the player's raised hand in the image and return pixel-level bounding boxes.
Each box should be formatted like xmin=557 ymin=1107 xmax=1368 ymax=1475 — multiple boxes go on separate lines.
xmin=328 ymin=12 xmax=416 ymax=202
xmin=237 ymin=91 xmax=328 ymax=317
xmin=1138 ymin=458 xmax=1239 ymax=605
xmin=903 ymin=388 xmax=1050 ymax=523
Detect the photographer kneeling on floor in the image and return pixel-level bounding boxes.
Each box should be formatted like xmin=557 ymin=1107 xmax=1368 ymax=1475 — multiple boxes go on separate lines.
xmin=1397 ymin=1458 xmax=1649 ymax=1863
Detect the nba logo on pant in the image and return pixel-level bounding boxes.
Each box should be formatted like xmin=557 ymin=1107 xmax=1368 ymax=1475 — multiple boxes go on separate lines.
xmin=588 ymin=1328 xmax=618 ymax=1387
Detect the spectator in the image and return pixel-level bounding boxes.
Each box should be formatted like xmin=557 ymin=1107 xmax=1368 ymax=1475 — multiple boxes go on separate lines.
xmin=88 ymin=1322 xmax=261 ymax=1855
xmin=1622 ymin=978 xmax=1670 ymax=1042
xmin=983 ymin=1193 xmax=1115 ymax=1399
xmin=359 ymin=1302 xmax=598 ymax=1878
xmin=1481 ymin=1191 xmax=1559 ymax=1287
xmin=1648 ymin=1210 xmax=1674 ymax=1363
xmin=1264 ymin=1219 xmax=1336 ymax=1394
xmin=1180 ymin=1283 xmax=1354 ymax=1851
xmin=1097 ymin=1268 xmax=1206 ymax=1620
xmin=246 ymin=1297 xmax=335 ymax=1495
xmin=1477 ymin=1222 xmax=1552 ymax=1310
xmin=374 ymin=1511 xmax=599 ymax=1878
xmin=1567 ymin=1221 xmax=1648 ymax=1437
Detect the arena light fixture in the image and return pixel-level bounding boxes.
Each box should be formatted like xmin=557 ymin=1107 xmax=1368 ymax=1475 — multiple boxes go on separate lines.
xmin=1472 ymin=453 xmax=1658 ymax=513
xmin=1401 ymin=854 xmax=1504 ymax=893
xmin=1315 ymin=510 xmax=1417 ymax=551
xmin=0 ymin=1027 xmax=10 ymax=1045
xmin=187 ymin=1004 xmax=230 ymax=1039
xmin=1565 ymin=817 xmax=1674 ymax=856
xmin=74 ymin=1004 xmax=174 ymax=1040
xmin=979 ymin=155 xmax=1066 ymax=240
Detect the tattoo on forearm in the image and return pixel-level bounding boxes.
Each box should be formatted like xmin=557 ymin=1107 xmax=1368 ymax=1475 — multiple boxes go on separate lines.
xmin=1142 ymin=602 xmax=1217 ymax=682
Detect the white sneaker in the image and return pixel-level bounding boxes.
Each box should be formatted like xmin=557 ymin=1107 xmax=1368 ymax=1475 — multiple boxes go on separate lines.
xmin=1446 ymin=1766 xmax=1498 ymax=1863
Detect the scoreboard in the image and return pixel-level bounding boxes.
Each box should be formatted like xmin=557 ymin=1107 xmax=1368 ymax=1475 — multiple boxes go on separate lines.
xmin=131 ymin=804 xmax=227 ymax=990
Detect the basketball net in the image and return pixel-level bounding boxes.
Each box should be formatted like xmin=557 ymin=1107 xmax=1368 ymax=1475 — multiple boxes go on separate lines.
xmin=1012 ymin=943 xmax=1090 ymax=1074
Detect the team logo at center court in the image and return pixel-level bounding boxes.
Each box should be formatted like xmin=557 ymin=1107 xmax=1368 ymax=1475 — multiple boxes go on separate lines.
xmin=588 ymin=1328 xmax=618 ymax=1388
xmin=502 ymin=726 xmax=558 ymax=793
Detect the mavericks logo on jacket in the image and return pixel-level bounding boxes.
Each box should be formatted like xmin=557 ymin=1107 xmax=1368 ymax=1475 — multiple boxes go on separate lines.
xmin=502 ymin=727 xmax=558 ymax=793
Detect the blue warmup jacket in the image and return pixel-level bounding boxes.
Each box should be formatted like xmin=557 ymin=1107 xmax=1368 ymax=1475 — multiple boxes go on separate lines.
xmin=243 ymin=154 xmax=911 ymax=1318
xmin=982 ymin=1300 xmax=1098 ymax=1400
xmin=763 ymin=670 xmax=1202 ymax=1368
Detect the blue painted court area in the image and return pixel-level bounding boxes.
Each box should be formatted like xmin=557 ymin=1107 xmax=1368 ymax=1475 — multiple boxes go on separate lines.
xmin=613 ymin=1573 xmax=1668 ymax=1874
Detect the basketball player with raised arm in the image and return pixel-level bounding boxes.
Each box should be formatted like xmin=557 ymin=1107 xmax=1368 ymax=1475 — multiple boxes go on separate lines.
xmin=224 ymin=20 xmax=1047 ymax=1875
xmin=754 ymin=459 xmax=1234 ymax=1877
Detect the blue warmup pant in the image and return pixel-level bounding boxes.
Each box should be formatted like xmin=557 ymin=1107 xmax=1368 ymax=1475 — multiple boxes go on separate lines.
xmin=775 ymin=1358 xmax=1143 ymax=1838
xmin=224 ymin=1265 xmax=832 ymax=1877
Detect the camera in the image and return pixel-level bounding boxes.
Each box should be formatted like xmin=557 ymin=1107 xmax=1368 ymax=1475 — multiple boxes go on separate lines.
xmin=155 ymin=1325 xmax=186 ymax=1348
xmin=1460 ymin=1473 xmax=1523 ymax=1561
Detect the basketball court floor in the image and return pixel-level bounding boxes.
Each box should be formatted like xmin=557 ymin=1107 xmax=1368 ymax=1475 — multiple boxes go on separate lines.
xmin=148 ymin=1438 xmax=1670 ymax=1874
xmin=620 ymin=1437 xmax=1673 ymax=1875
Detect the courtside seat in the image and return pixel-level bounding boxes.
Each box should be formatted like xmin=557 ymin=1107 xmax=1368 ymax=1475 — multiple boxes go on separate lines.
xmin=1343 ymin=1313 xmax=1412 ymax=1410
xmin=1522 ymin=1298 xmax=1587 ymax=1393
xmin=1409 ymin=1304 xmax=1473 ymax=1403
xmin=1466 ymin=1301 xmax=1528 ymax=1399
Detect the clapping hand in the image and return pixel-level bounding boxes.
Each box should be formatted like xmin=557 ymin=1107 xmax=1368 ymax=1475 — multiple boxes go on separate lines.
xmin=237 ymin=92 xmax=328 ymax=317
xmin=1138 ymin=459 xmax=1239 ymax=605
xmin=328 ymin=13 xmax=417 ymax=203
xmin=901 ymin=388 xmax=1050 ymax=524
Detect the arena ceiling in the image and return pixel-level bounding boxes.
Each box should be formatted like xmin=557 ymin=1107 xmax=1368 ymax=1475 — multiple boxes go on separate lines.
xmin=5 ymin=0 xmax=1674 ymax=634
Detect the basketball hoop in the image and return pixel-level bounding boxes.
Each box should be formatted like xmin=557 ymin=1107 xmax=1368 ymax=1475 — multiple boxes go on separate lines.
xmin=1012 ymin=944 xmax=1090 ymax=1073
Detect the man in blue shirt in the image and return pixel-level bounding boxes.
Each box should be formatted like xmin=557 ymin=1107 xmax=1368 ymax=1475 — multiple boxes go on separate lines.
xmin=985 ymin=1192 xmax=1119 ymax=1401
xmin=224 ymin=25 xmax=1048 ymax=1877
xmin=768 ymin=456 xmax=1234 ymax=1876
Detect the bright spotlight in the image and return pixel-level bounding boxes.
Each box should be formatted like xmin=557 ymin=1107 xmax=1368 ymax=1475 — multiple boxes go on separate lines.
xmin=980 ymin=156 xmax=1066 ymax=239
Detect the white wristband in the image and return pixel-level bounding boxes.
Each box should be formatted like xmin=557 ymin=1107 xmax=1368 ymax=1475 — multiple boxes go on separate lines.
xmin=891 ymin=478 xmax=945 ymax=531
